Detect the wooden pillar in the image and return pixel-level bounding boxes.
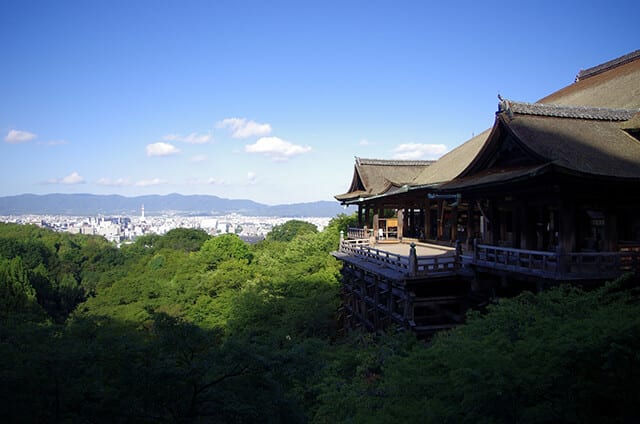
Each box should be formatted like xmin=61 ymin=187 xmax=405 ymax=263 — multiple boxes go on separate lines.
xmin=357 ymin=205 xmax=363 ymax=227
xmin=513 ymin=202 xmax=521 ymax=249
xmin=466 ymin=201 xmax=475 ymax=248
xmin=405 ymin=209 xmax=411 ymax=237
xmin=490 ymin=201 xmax=499 ymax=245
xmin=373 ymin=208 xmax=380 ymax=240
xmin=364 ymin=207 xmax=370 ymax=229
xmin=521 ymin=202 xmax=535 ymax=250
xmin=397 ymin=209 xmax=404 ymax=240
xmin=437 ymin=200 xmax=444 ymax=240
xmin=604 ymin=211 xmax=618 ymax=252
xmin=424 ymin=199 xmax=432 ymax=240
xmin=558 ymin=199 xmax=576 ymax=253
xmin=451 ymin=204 xmax=459 ymax=241
xmin=419 ymin=208 xmax=425 ymax=240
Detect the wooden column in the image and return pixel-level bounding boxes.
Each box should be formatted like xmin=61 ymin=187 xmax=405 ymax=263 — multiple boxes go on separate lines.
xmin=490 ymin=201 xmax=500 ymax=245
xmin=404 ymin=209 xmax=411 ymax=238
xmin=513 ymin=202 xmax=521 ymax=249
xmin=451 ymin=204 xmax=459 ymax=241
xmin=424 ymin=199 xmax=432 ymax=240
xmin=558 ymin=199 xmax=576 ymax=253
xmin=466 ymin=201 xmax=475 ymax=248
xmin=604 ymin=211 xmax=618 ymax=252
xmin=364 ymin=207 xmax=370 ymax=229
xmin=397 ymin=209 xmax=404 ymax=240
xmin=373 ymin=208 xmax=380 ymax=240
xmin=437 ymin=200 xmax=444 ymax=240
xmin=357 ymin=205 xmax=363 ymax=227
xmin=521 ymin=202 xmax=535 ymax=250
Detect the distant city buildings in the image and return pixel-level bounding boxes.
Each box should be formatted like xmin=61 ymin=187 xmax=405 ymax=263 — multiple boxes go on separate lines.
xmin=0 ymin=212 xmax=331 ymax=246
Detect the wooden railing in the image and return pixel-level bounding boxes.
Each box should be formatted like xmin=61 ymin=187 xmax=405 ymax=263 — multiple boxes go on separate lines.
xmin=347 ymin=227 xmax=371 ymax=240
xmin=473 ymin=243 xmax=640 ymax=280
xmin=339 ymin=239 xmax=457 ymax=278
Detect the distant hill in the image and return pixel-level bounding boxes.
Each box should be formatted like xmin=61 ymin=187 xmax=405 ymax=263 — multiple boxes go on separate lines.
xmin=0 ymin=193 xmax=347 ymax=217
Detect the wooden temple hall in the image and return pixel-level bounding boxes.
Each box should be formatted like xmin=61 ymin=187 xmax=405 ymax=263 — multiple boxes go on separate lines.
xmin=332 ymin=50 xmax=640 ymax=337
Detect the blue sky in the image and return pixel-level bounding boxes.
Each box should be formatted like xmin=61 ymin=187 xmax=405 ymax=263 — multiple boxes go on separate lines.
xmin=1 ymin=1 xmax=639 ymax=205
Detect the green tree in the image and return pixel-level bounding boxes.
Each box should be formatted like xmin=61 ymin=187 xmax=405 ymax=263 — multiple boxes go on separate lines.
xmin=267 ymin=220 xmax=318 ymax=242
xmin=156 ymin=228 xmax=210 ymax=252
xmin=0 ymin=257 xmax=40 ymax=318
xmin=199 ymin=234 xmax=252 ymax=271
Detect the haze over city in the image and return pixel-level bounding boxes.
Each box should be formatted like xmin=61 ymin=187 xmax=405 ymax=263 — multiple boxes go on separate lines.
xmin=1 ymin=0 xmax=639 ymax=204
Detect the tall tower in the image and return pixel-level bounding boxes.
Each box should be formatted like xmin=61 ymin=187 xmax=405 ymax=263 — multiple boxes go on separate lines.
xmin=141 ymin=204 xmax=145 ymax=221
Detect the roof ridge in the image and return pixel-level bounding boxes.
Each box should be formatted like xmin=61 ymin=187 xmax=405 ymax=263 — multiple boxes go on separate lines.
xmin=498 ymin=99 xmax=640 ymax=121
xmin=356 ymin=157 xmax=435 ymax=166
xmin=575 ymin=50 xmax=640 ymax=82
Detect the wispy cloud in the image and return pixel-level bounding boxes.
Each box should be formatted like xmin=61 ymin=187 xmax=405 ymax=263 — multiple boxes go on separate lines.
xmin=187 ymin=177 xmax=226 ymax=185
xmin=392 ymin=143 xmax=448 ymax=160
xmin=245 ymin=137 xmax=311 ymax=161
xmin=42 ymin=140 xmax=69 ymax=147
xmin=359 ymin=139 xmax=370 ymax=146
xmin=247 ymin=171 xmax=257 ymax=184
xmin=217 ymin=118 xmax=272 ymax=139
xmin=163 ymin=132 xmax=212 ymax=144
xmin=96 ymin=177 xmax=131 ymax=187
xmin=135 ymin=178 xmax=167 ymax=187
xmin=190 ymin=154 xmax=208 ymax=163
xmin=47 ymin=171 xmax=85 ymax=185
xmin=4 ymin=129 xmax=37 ymax=143
xmin=146 ymin=142 xmax=180 ymax=157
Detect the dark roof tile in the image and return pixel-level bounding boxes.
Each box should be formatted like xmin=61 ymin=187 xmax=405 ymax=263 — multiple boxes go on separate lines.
xmin=499 ymin=99 xmax=639 ymax=121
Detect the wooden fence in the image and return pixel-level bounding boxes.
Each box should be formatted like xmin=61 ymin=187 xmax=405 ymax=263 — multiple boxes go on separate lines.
xmin=474 ymin=243 xmax=640 ymax=280
xmin=339 ymin=239 xmax=457 ymax=278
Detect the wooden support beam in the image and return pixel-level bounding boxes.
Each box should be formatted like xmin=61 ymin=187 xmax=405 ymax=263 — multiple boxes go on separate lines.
xmin=451 ymin=204 xmax=458 ymax=241
xmin=424 ymin=199 xmax=432 ymax=240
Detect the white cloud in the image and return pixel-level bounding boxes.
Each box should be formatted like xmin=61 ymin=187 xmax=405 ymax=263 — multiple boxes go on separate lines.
xmin=392 ymin=143 xmax=448 ymax=160
xmin=146 ymin=142 xmax=180 ymax=156
xmin=359 ymin=139 xmax=370 ymax=146
xmin=205 ymin=177 xmax=225 ymax=185
xmin=96 ymin=177 xmax=131 ymax=186
xmin=247 ymin=171 xmax=257 ymax=184
xmin=217 ymin=118 xmax=272 ymax=139
xmin=135 ymin=178 xmax=167 ymax=187
xmin=47 ymin=171 xmax=85 ymax=185
xmin=187 ymin=177 xmax=226 ymax=185
xmin=5 ymin=129 xmax=37 ymax=143
xmin=163 ymin=132 xmax=212 ymax=144
xmin=190 ymin=154 xmax=208 ymax=163
xmin=245 ymin=136 xmax=312 ymax=161
xmin=44 ymin=140 xmax=68 ymax=146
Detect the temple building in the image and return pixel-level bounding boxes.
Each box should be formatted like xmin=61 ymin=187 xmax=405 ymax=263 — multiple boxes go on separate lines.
xmin=333 ymin=50 xmax=640 ymax=337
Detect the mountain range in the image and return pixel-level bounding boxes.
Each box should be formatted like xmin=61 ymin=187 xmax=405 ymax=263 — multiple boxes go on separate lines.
xmin=0 ymin=193 xmax=348 ymax=217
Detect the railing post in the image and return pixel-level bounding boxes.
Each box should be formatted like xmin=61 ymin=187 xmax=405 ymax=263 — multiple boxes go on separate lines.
xmin=473 ymin=238 xmax=479 ymax=262
xmin=408 ymin=242 xmax=417 ymax=277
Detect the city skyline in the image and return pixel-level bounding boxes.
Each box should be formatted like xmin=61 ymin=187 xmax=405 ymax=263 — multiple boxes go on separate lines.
xmin=1 ymin=1 xmax=639 ymax=204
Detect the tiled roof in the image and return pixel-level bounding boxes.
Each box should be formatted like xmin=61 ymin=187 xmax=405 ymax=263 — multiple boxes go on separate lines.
xmin=576 ymin=50 xmax=640 ymax=81
xmin=499 ymin=99 xmax=639 ymax=121
xmin=356 ymin=157 xmax=435 ymax=166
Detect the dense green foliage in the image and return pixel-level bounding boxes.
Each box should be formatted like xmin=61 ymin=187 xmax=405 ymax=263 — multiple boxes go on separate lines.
xmin=266 ymin=219 xmax=318 ymax=242
xmin=1 ymin=216 xmax=640 ymax=422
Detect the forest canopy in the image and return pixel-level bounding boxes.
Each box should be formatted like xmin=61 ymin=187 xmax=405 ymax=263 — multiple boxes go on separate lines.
xmin=1 ymin=217 xmax=639 ymax=423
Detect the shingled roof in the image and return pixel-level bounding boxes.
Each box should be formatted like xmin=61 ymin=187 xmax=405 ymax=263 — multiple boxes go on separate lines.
xmin=539 ymin=50 xmax=640 ymax=109
xmin=499 ymin=100 xmax=639 ymax=121
xmin=443 ymin=100 xmax=640 ymax=191
xmin=335 ymin=157 xmax=434 ymax=202
xmin=575 ymin=50 xmax=640 ymax=82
